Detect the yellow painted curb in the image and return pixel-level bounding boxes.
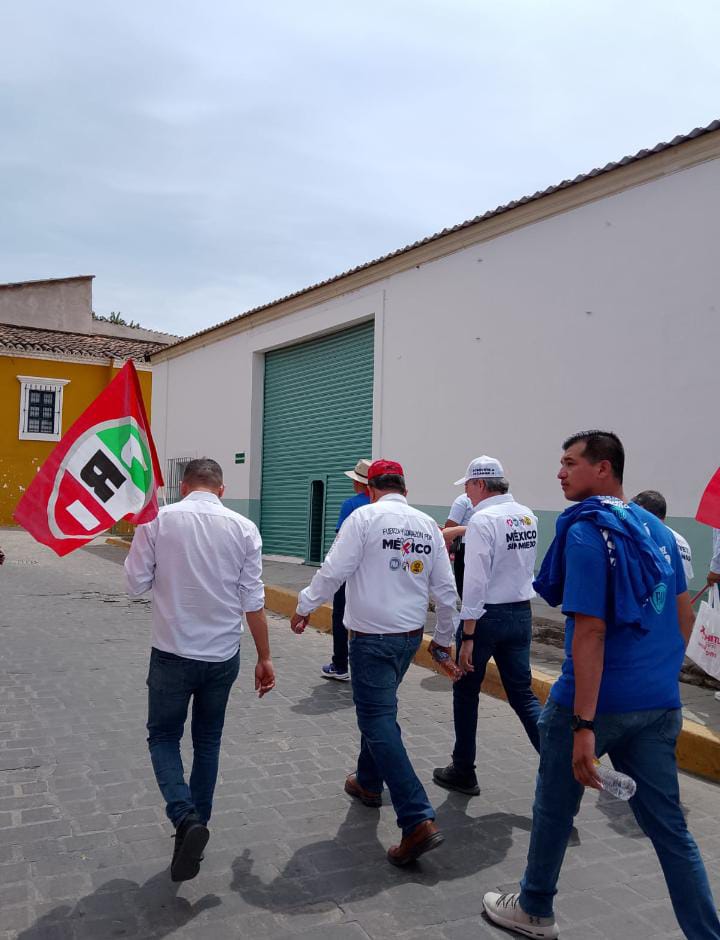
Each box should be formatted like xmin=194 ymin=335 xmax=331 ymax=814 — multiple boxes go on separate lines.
xmin=106 ymin=537 xmax=132 ymax=551
xmin=263 ymin=582 xmax=720 ymax=784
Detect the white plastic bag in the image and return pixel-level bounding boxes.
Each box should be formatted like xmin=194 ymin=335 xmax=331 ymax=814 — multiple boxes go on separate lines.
xmin=686 ymin=585 xmax=720 ymax=681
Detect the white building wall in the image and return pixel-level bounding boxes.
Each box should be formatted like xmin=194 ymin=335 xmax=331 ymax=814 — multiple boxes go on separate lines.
xmin=153 ymin=155 xmax=720 ymax=526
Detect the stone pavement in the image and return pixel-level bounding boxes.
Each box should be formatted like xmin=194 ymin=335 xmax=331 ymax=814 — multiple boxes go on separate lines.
xmin=1 ymin=529 xmax=720 ymax=939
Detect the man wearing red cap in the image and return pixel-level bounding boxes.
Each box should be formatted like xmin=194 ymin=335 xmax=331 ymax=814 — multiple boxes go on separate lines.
xmin=291 ymin=459 xmax=459 ymax=866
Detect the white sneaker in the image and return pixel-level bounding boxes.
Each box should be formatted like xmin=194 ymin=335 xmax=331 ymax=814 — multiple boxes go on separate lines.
xmin=483 ymin=892 xmax=559 ymax=939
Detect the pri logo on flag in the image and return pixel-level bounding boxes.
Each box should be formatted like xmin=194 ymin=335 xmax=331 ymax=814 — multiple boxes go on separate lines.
xmin=14 ymin=361 xmax=163 ymax=557
xmin=49 ymin=419 xmax=155 ymax=539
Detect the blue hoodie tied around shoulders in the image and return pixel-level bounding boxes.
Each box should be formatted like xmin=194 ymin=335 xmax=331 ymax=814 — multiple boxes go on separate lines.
xmin=533 ymin=496 xmax=674 ymax=631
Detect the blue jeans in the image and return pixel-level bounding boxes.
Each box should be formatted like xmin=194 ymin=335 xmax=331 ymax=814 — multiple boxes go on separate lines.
xmin=146 ymin=647 xmax=240 ymax=827
xmin=349 ymin=632 xmax=435 ymax=834
xmin=452 ymin=601 xmax=542 ymax=770
xmin=331 ymin=584 xmax=349 ymax=673
xmin=520 ymin=700 xmax=720 ymax=939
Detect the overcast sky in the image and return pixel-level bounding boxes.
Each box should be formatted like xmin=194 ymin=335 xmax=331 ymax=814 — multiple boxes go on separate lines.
xmin=2 ymin=1 xmax=719 ymax=337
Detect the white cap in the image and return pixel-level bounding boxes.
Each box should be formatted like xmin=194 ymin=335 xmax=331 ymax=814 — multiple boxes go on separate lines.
xmin=453 ymin=455 xmax=505 ymax=485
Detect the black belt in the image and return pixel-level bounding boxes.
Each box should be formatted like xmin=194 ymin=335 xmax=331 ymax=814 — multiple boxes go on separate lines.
xmin=349 ymin=627 xmax=424 ymax=639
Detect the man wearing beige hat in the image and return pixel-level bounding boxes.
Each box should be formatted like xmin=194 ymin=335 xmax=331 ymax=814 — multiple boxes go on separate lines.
xmin=321 ymin=458 xmax=371 ymax=681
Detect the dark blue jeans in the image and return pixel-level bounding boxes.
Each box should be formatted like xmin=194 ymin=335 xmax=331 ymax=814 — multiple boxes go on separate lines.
xmin=146 ymin=647 xmax=240 ymax=827
xmin=520 ymin=700 xmax=720 ymax=938
xmin=349 ymin=632 xmax=435 ymax=834
xmin=452 ymin=601 xmax=541 ymax=770
xmin=331 ymin=584 xmax=349 ymax=673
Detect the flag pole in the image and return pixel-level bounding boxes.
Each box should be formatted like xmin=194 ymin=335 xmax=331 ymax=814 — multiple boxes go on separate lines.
xmin=690 ymin=584 xmax=711 ymax=605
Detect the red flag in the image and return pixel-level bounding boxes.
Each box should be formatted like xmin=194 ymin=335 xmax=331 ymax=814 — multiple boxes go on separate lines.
xmin=14 ymin=361 xmax=164 ymax=556
xmin=696 ymin=468 xmax=720 ymax=528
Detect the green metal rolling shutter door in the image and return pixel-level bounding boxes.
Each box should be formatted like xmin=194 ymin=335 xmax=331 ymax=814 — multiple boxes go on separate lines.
xmin=261 ymin=321 xmax=374 ymax=558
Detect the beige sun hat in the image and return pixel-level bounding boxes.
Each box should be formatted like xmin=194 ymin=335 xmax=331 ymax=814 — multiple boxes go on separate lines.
xmin=344 ymin=458 xmax=371 ymax=484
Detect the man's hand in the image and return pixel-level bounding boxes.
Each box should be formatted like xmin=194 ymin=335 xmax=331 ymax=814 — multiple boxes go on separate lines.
xmin=290 ymin=612 xmax=308 ymax=634
xmin=572 ymin=730 xmax=601 ymax=790
xmin=708 ymin=571 xmax=720 ymax=585
xmin=428 ymin=640 xmax=462 ymax=681
xmin=458 ymin=639 xmax=475 ymax=673
xmin=255 ymin=658 xmax=275 ymax=697
xmin=441 ymin=526 xmax=464 ymax=547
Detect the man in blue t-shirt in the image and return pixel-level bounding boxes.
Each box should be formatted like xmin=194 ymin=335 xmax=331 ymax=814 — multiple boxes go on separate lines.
xmin=483 ymin=430 xmax=720 ymax=940
xmin=320 ymin=459 xmax=370 ymax=681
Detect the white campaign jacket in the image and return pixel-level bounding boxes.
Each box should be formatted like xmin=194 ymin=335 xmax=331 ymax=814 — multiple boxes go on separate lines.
xmin=460 ymin=493 xmax=537 ymax=621
xmin=297 ymin=494 xmax=459 ymax=645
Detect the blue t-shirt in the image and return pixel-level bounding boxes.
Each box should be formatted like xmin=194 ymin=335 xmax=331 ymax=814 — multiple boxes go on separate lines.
xmin=550 ymin=508 xmax=687 ymax=713
xmin=336 ymin=492 xmax=370 ymax=532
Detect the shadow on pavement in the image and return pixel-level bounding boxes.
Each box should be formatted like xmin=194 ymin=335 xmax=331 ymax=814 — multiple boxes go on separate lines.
xmin=18 ymin=869 xmax=220 ymax=939
xmin=290 ymin=680 xmax=355 ymax=715
xmin=419 ymin=673 xmax=452 ymax=693
xmin=229 ymin=791 xmax=532 ymax=914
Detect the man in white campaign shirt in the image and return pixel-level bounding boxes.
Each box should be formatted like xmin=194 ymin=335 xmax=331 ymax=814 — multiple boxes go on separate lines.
xmin=432 ymin=456 xmax=542 ymax=797
xmin=290 ymin=459 xmax=458 ymax=867
xmin=125 ymin=458 xmax=275 ymax=883
xmin=632 ymin=490 xmax=694 ymax=581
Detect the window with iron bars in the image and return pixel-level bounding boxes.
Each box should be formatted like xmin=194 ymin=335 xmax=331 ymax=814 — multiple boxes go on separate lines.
xmin=17 ymin=376 xmax=70 ymax=441
xmin=165 ymin=456 xmax=194 ymax=503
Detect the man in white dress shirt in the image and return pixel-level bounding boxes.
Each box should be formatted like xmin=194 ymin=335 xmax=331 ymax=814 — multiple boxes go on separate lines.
xmin=290 ymin=459 xmax=459 ymax=866
xmin=632 ymin=491 xmax=695 ymax=582
xmin=432 ymin=456 xmax=542 ymax=797
xmin=125 ymin=458 xmax=274 ymax=882
xmin=707 ymin=529 xmax=720 ymax=587
xmin=444 ymin=490 xmax=476 ymax=596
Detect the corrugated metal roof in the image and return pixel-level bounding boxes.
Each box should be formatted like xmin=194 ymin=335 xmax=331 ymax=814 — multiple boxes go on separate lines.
xmin=0 ymin=323 xmax=166 ymax=361
xmin=162 ymin=118 xmax=720 ymax=353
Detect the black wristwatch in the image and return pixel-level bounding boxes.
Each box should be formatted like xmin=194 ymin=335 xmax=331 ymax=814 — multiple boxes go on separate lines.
xmin=571 ymin=715 xmax=595 ymax=733
xmin=461 ymin=633 xmax=475 ymax=642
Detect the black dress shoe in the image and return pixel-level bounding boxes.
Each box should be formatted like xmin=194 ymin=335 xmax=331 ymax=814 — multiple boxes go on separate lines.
xmin=432 ymin=763 xmax=480 ymax=796
xmin=170 ymin=812 xmax=209 ymax=882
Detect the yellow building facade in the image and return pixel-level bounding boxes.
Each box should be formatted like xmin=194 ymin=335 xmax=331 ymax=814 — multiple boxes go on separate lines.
xmin=0 ymin=341 xmax=156 ymax=527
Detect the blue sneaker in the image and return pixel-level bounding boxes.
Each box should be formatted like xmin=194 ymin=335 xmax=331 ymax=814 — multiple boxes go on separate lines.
xmin=321 ymin=662 xmax=350 ymax=682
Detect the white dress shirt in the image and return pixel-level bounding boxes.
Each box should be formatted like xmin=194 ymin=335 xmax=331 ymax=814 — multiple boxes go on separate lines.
xmin=297 ymin=494 xmax=459 ymax=646
xmin=447 ymin=493 xmax=476 ymax=542
xmin=711 ymin=529 xmax=720 ymax=575
xmin=124 ymin=491 xmax=265 ymax=662
xmin=666 ymin=527 xmax=694 ymax=582
xmin=460 ymin=493 xmax=537 ymax=621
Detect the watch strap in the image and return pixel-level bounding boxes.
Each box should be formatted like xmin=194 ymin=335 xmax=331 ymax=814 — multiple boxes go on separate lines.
xmin=461 ymin=633 xmax=476 ymax=642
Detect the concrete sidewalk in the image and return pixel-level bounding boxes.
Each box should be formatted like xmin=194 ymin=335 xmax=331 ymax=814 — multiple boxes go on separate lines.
xmin=1 ymin=529 xmax=720 ymax=939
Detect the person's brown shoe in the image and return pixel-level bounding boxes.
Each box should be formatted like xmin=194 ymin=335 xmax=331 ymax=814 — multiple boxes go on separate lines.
xmin=344 ymin=773 xmax=382 ymax=807
xmin=387 ymin=819 xmax=444 ymax=866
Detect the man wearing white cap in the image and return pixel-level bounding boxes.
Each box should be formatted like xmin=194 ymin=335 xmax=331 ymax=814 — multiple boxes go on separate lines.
xmin=432 ymin=456 xmax=542 ymax=796
xmin=321 ymin=459 xmax=371 ymax=681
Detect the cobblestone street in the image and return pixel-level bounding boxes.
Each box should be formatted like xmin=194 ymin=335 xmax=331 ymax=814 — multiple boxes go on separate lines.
xmin=1 ymin=529 xmax=719 ymax=939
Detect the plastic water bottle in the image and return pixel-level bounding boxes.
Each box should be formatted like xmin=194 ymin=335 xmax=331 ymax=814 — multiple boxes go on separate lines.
xmin=595 ymin=763 xmax=636 ymax=800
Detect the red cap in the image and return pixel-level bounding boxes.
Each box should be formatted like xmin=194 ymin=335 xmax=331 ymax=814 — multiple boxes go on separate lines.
xmin=368 ymin=459 xmax=404 ymax=480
